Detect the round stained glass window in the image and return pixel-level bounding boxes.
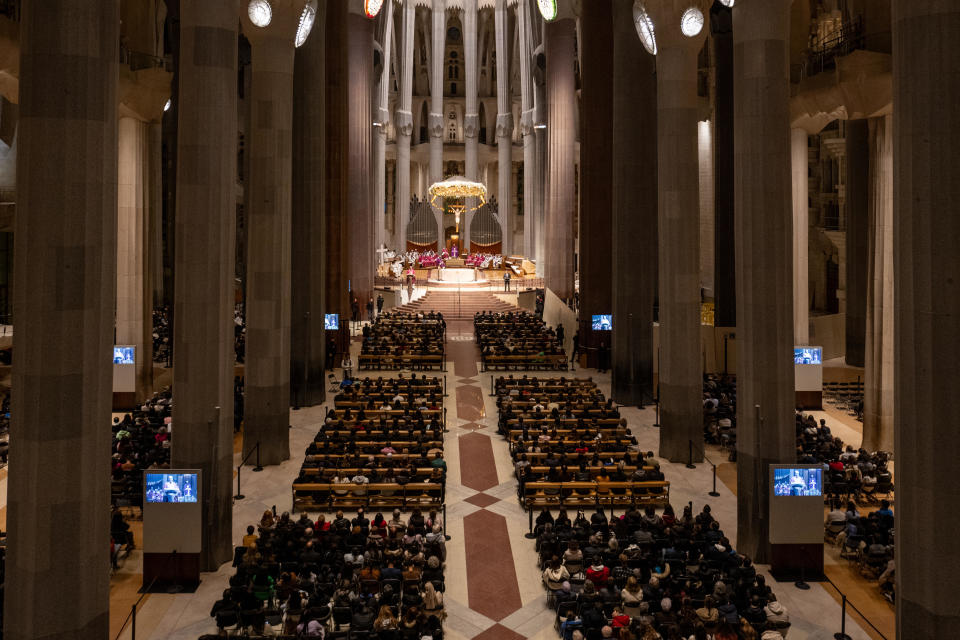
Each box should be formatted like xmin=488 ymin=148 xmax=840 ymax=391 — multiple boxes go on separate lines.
xmin=633 ymin=1 xmax=657 ymax=56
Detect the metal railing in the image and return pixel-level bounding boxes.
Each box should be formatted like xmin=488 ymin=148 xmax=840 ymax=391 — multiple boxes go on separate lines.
xmin=822 ymin=575 xmax=891 ymax=640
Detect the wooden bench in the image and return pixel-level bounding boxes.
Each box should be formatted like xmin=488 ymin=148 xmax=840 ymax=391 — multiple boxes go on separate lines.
xmin=521 ymin=481 xmax=670 ymax=509
xmin=482 ymin=354 xmax=568 ymax=372
xmin=358 ymin=353 xmax=445 ymax=371
xmin=292 ymin=482 xmax=444 ymax=511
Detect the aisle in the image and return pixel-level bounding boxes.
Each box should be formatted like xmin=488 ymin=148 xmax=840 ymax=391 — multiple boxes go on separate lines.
xmin=441 ymin=320 xmax=556 ymax=640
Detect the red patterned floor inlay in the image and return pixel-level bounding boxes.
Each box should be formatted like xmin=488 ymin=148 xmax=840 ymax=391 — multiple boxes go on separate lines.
xmin=459 ymin=422 xmax=485 ymax=431
xmin=472 ymin=623 xmax=527 ymax=640
xmin=458 ymin=432 xmax=499 ymax=492
xmin=464 ymin=492 xmax=500 ymax=508
xmin=464 ymin=510 xmax=523 ymax=622
xmin=456 ymin=385 xmax=486 ymax=421
xmin=447 ymin=340 xmax=480 ymax=377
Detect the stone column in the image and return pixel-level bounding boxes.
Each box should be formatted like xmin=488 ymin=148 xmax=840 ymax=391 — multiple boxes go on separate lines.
xmin=292 ymin=1 xmax=328 ymax=407
xmin=495 ymin=0 xmax=513 ymax=255
xmin=698 ymin=120 xmax=715 ymax=299
xmin=579 ymin=0 xmax=613 ymax=367
xmin=429 ymin=0 xmax=445 ymax=239
xmin=544 ymin=16 xmax=576 ymax=301
xmin=792 ymin=128 xmax=810 ymax=344
xmin=117 ymin=116 xmax=152 ymax=400
xmin=893 ymin=4 xmax=960 ymax=633
xmin=6 ymin=1 xmax=117 ymax=636
xmin=374 ymin=0 xmax=393 ymax=256
xmin=464 ymin=0 xmax=479 ymax=252
xmin=862 ymin=114 xmax=893 ymax=453
xmin=733 ymin=0 xmax=795 ymax=563
xmin=534 ymin=47 xmax=547 ymax=276
xmin=347 ymin=6 xmax=376 ymax=306
xmin=845 ymin=119 xmax=869 ymax=367
xmin=148 ymin=122 xmax=164 ymax=306
xmin=712 ymin=2 xmax=735 ymax=328
xmin=326 ymin=1 xmax=350 ymax=317
xmin=395 ymin=0 xmax=415 ymax=250
xmin=170 ymin=0 xmax=238 ymax=572
xmin=243 ymin=8 xmax=297 ymax=465
xmin=518 ymin=0 xmax=536 ymax=259
xmin=646 ymin=0 xmax=706 ymax=463
xmin=611 ymin=0 xmax=657 ymax=406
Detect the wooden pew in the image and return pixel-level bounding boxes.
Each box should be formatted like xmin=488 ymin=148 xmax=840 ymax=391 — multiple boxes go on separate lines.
xmin=521 ymin=480 xmax=670 ymax=509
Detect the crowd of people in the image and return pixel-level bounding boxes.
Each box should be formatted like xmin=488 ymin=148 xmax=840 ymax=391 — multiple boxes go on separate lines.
xmin=535 ymin=503 xmax=790 ymax=640
xmin=293 ymin=374 xmax=447 ymax=512
xmin=475 ymin=311 xmax=567 ymax=370
xmin=111 ymin=389 xmax=173 ymax=507
xmin=151 ymin=304 xmax=247 ymax=364
xmin=702 ymin=375 xmax=895 ymax=605
xmin=359 ymin=312 xmax=446 ymax=371
xmin=152 ymin=306 xmax=171 ymax=363
xmin=210 ymin=508 xmax=446 ymax=638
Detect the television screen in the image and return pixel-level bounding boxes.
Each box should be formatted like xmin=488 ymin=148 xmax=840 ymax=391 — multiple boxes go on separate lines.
xmin=324 ymin=313 xmax=340 ymax=330
xmin=773 ymin=468 xmax=822 ymax=497
xmin=592 ymin=314 xmax=612 ymax=331
xmin=793 ymin=347 xmax=821 ymax=365
xmin=113 ymin=346 xmax=135 ymax=365
xmin=145 ymin=473 xmax=199 ymax=503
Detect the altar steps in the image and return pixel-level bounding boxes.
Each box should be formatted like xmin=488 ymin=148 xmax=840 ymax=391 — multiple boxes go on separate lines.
xmin=390 ymin=291 xmax=519 ymax=319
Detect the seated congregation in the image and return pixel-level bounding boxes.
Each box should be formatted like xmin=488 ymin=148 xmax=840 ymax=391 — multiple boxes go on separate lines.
xmin=535 ymin=503 xmax=790 ymax=640
xmin=293 ymin=374 xmax=447 ymax=512
xmin=111 ymin=388 xmax=173 ymax=509
xmin=359 ymin=311 xmax=446 ymax=371
xmin=702 ymin=375 xmax=895 ymax=605
xmin=495 ymin=376 xmax=669 ymax=511
xmin=209 ymin=508 xmax=446 ymax=638
xmin=475 ymin=310 xmax=567 ymax=371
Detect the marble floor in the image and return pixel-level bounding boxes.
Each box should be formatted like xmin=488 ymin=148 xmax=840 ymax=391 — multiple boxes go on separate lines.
xmin=102 ymin=315 xmax=885 ymax=640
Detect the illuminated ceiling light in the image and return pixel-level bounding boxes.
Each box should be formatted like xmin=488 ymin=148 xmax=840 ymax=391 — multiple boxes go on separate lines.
xmin=633 ymin=1 xmax=657 ymax=56
xmin=365 ymin=0 xmax=384 ymax=18
xmin=719 ymin=0 xmax=734 ymax=7
xmin=681 ymin=7 xmax=704 ymax=37
xmin=247 ymin=0 xmax=272 ymax=27
xmin=537 ymin=0 xmax=558 ymax=21
xmin=163 ymin=99 xmax=171 ymax=112
xmin=295 ymin=0 xmax=317 ymax=47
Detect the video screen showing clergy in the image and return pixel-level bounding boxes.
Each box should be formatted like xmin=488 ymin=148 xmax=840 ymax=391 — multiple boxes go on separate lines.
xmin=773 ymin=468 xmax=822 ymax=497
xmin=145 ymin=473 xmax=198 ymax=503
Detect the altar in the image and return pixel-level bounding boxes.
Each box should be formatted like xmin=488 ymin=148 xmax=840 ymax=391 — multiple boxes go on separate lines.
xmin=437 ymin=267 xmax=480 ymax=283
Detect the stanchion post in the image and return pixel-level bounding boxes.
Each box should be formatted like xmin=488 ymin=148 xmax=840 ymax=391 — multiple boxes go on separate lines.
xmin=254 ymin=441 xmax=264 ymax=472
xmin=653 ymin=385 xmax=661 ymax=428
xmin=709 ymin=463 xmax=720 ymax=497
xmin=131 ymin=603 xmax=137 ymax=640
xmin=686 ymin=440 xmax=696 ymax=469
xmin=525 ymin=508 xmax=537 ymax=539
xmin=834 ymin=594 xmax=852 ymax=640
xmin=234 ymin=463 xmax=244 ymax=501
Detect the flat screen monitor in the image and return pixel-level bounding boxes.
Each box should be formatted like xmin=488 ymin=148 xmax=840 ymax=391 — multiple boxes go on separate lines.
xmin=793 ymin=347 xmax=821 ymax=365
xmin=592 ymin=314 xmax=612 ymax=331
xmin=145 ymin=472 xmax=199 ymax=503
xmin=324 ymin=313 xmax=340 ymax=330
xmin=113 ymin=346 xmax=135 ymax=365
xmin=773 ymin=467 xmax=822 ymax=497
